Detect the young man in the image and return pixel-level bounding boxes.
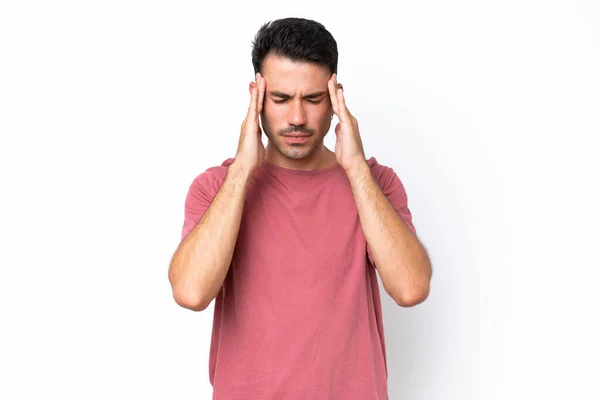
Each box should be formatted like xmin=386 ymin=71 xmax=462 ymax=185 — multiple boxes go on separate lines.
xmin=168 ymin=17 xmax=432 ymax=400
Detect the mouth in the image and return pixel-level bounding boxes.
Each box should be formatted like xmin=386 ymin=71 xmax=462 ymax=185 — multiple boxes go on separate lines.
xmin=282 ymin=135 xmax=310 ymax=144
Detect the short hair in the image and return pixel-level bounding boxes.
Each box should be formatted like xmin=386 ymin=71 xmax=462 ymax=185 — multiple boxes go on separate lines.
xmin=251 ymin=17 xmax=338 ymax=75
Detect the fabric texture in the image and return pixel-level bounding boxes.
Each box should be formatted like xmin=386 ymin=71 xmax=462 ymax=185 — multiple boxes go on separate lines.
xmin=181 ymin=157 xmax=416 ymax=400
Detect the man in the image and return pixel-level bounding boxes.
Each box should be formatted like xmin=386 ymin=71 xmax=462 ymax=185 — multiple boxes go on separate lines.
xmin=168 ymin=17 xmax=432 ymax=400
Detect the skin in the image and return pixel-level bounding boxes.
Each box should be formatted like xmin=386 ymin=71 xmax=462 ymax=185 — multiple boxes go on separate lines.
xmin=248 ymin=54 xmax=339 ymax=171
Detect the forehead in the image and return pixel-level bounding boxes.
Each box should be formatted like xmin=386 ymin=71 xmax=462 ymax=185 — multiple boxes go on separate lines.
xmin=262 ymin=54 xmax=330 ymax=91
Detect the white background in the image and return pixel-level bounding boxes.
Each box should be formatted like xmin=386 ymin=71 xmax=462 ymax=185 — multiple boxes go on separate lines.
xmin=1 ymin=1 xmax=599 ymax=399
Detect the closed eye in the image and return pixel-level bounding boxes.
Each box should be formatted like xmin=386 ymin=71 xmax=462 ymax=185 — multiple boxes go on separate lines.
xmin=273 ymin=98 xmax=323 ymax=104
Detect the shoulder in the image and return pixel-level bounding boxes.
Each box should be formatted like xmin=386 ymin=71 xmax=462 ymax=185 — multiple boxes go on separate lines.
xmin=188 ymin=157 xmax=235 ymax=193
xmin=366 ymin=156 xmax=390 ymax=174
xmin=366 ymin=157 xmax=401 ymax=189
xmin=366 ymin=156 xmax=416 ymax=231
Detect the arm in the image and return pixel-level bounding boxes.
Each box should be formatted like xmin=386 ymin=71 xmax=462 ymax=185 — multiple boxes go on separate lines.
xmin=168 ymin=163 xmax=253 ymax=311
xmin=168 ymin=73 xmax=267 ymax=311
xmin=326 ymin=74 xmax=431 ymax=307
xmin=347 ymin=161 xmax=432 ymax=307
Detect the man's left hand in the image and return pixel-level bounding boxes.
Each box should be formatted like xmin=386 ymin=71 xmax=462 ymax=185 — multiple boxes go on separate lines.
xmin=328 ymin=74 xmax=366 ymax=173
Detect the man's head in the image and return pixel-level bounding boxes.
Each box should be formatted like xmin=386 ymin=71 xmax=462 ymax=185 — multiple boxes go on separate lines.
xmin=250 ymin=18 xmax=339 ymax=163
xmin=251 ymin=18 xmax=338 ymax=76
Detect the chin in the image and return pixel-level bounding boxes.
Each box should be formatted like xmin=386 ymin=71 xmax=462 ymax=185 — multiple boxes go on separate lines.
xmin=279 ymin=146 xmax=314 ymax=160
xmin=276 ymin=140 xmax=318 ymax=160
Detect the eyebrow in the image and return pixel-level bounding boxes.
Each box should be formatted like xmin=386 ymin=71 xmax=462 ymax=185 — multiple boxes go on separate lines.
xmin=269 ymin=91 xmax=328 ymax=99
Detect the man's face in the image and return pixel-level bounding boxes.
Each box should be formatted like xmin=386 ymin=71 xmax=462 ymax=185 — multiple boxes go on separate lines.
xmin=259 ymin=54 xmax=334 ymax=160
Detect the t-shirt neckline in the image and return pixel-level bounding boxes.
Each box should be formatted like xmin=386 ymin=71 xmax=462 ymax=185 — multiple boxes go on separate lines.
xmin=261 ymin=160 xmax=343 ymax=176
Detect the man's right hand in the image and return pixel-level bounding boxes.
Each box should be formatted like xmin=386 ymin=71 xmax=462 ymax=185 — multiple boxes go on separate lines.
xmin=234 ymin=73 xmax=266 ymax=174
xmin=170 ymin=76 xmax=267 ymax=310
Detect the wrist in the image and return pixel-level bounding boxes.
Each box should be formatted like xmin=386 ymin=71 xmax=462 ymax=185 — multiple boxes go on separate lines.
xmin=345 ymin=158 xmax=370 ymax=183
xmin=228 ymin=160 xmax=256 ymax=183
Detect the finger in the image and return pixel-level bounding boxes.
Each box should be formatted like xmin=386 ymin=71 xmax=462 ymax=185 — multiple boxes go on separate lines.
xmin=334 ymin=75 xmax=344 ymax=92
xmin=257 ymin=73 xmax=265 ymax=116
xmin=328 ymin=74 xmax=339 ymax=116
xmin=247 ymin=74 xmax=259 ymax=121
xmin=334 ymin=73 xmax=346 ymax=118
xmin=336 ymin=87 xmax=350 ymax=122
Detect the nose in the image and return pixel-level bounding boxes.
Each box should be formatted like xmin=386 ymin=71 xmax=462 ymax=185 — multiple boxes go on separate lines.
xmin=287 ymin=100 xmax=307 ymax=127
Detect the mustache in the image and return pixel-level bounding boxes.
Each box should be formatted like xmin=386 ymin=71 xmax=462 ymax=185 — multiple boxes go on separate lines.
xmin=279 ymin=126 xmax=314 ymax=136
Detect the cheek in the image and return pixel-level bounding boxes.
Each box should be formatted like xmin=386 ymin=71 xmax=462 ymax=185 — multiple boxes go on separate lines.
xmin=310 ymin=106 xmax=332 ymax=127
xmin=262 ymin=103 xmax=286 ymax=124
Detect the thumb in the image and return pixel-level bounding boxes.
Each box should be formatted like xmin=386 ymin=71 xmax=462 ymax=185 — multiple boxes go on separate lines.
xmin=335 ymin=123 xmax=342 ymax=139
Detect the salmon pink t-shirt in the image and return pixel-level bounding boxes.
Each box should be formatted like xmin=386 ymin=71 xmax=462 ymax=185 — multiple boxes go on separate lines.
xmin=181 ymin=157 xmax=416 ymax=400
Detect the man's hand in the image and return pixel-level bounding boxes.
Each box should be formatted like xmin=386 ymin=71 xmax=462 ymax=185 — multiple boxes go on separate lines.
xmin=328 ymin=74 xmax=366 ymax=173
xmin=234 ymin=73 xmax=266 ymax=174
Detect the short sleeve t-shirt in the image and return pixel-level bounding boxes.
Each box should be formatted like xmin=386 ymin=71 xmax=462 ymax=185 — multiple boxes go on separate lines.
xmin=181 ymin=157 xmax=416 ymax=400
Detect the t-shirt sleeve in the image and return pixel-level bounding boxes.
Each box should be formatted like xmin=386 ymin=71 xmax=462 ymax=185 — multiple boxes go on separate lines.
xmin=367 ymin=162 xmax=417 ymax=267
xmin=181 ymin=169 xmax=224 ymax=241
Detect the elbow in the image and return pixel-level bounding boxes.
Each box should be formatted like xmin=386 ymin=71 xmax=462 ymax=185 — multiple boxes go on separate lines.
xmin=169 ymin=270 xmax=211 ymax=312
xmin=394 ymin=283 xmax=430 ymax=308
xmin=172 ymin=289 xmax=211 ymax=312
xmin=395 ymin=258 xmax=433 ymax=307
xmin=179 ymin=299 xmax=211 ymax=312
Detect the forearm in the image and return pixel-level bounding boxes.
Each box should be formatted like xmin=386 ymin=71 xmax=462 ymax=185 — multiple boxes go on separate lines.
xmin=347 ymin=161 xmax=431 ymax=306
xmin=169 ymin=162 xmax=253 ymax=311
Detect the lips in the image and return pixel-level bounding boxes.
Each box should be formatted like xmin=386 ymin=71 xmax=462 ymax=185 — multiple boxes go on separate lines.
xmin=283 ymin=135 xmax=310 ymax=144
